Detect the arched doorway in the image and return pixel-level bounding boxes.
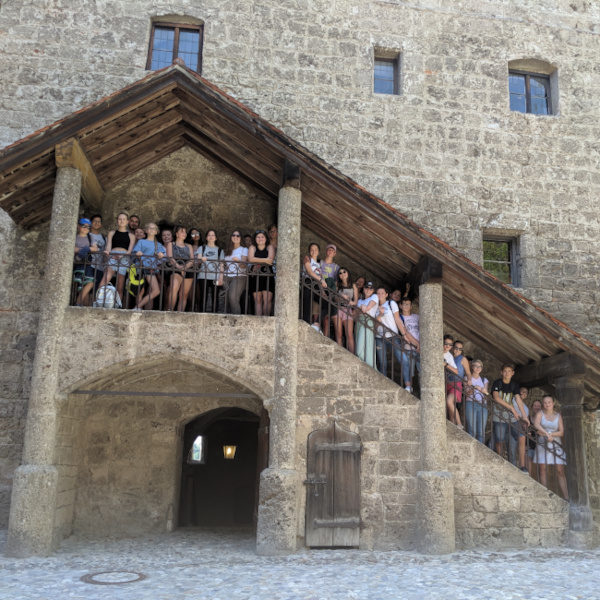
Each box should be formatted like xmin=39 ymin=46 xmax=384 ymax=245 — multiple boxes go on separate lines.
xmin=179 ymin=407 xmax=269 ymax=527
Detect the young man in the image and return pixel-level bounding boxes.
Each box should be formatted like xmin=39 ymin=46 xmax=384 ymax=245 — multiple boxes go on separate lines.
xmin=491 ymin=364 xmax=530 ymax=471
xmin=128 ymin=214 xmax=140 ymax=233
xmin=400 ymin=298 xmax=420 ymax=393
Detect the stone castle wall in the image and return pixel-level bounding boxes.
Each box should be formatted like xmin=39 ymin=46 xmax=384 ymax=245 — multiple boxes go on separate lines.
xmin=0 ymin=0 xmax=599 ymax=344
xmin=46 ymin=310 xmax=569 ymax=549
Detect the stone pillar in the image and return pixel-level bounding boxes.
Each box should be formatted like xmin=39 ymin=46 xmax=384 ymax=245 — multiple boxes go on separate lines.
xmin=6 ymin=167 xmax=81 ymax=557
xmin=416 ymin=281 xmax=455 ymax=553
xmin=554 ymin=375 xmax=595 ymax=548
xmin=256 ymin=184 xmax=301 ymax=555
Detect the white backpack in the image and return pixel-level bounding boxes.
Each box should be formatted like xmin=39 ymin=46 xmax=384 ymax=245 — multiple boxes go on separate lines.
xmin=94 ymin=284 xmax=122 ymax=309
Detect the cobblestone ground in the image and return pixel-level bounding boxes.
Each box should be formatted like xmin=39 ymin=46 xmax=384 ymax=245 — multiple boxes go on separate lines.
xmin=1 ymin=528 xmax=599 ymax=600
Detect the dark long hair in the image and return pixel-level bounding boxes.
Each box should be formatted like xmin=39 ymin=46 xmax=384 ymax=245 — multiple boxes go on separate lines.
xmin=225 ymin=229 xmax=243 ymax=257
xmin=337 ymin=266 xmax=354 ymax=290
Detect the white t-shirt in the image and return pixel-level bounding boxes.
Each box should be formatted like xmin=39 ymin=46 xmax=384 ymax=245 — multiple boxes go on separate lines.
xmin=444 ymin=351 xmax=457 ymax=370
xmin=469 ymin=375 xmax=489 ymax=404
xmin=224 ymin=246 xmax=248 ymax=275
xmin=377 ymin=300 xmax=399 ymax=338
xmin=402 ymin=313 xmax=420 ymax=348
xmin=358 ymin=294 xmax=379 ymax=318
xmin=196 ymin=245 xmax=224 ymax=280
xmin=303 ymin=256 xmax=322 ymax=278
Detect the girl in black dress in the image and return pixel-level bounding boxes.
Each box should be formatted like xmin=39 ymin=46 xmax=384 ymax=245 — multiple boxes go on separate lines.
xmin=248 ymin=230 xmax=274 ymax=316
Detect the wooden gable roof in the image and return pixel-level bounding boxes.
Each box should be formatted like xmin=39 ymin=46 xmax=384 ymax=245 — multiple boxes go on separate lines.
xmin=0 ymin=63 xmax=599 ymax=406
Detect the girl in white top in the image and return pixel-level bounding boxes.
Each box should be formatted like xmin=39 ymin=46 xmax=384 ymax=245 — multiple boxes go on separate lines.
xmin=355 ymin=282 xmax=378 ymax=368
xmin=223 ymin=229 xmax=248 ymax=314
xmin=534 ymin=395 xmax=568 ymax=500
xmin=302 ymin=243 xmax=326 ymax=329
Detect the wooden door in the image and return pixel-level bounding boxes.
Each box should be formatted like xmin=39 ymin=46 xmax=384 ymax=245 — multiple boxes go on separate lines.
xmin=305 ymin=421 xmax=362 ymax=547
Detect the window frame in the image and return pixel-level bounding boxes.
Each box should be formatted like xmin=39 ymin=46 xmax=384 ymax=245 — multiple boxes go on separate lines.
xmin=508 ymin=69 xmax=552 ymax=115
xmin=146 ymin=21 xmax=204 ymax=73
xmin=482 ymin=235 xmax=521 ymax=286
xmin=373 ymin=54 xmax=401 ymax=96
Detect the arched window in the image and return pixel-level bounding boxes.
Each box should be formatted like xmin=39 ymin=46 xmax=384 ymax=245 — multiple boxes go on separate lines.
xmin=147 ymin=15 xmax=204 ymax=73
xmin=508 ymin=59 xmax=558 ymax=115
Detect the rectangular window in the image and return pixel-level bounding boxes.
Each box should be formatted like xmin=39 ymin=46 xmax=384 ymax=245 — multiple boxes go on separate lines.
xmin=483 ymin=236 xmax=520 ymax=285
xmin=374 ymin=55 xmax=400 ymax=95
xmin=147 ymin=23 xmax=203 ymax=73
xmin=509 ymin=71 xmax=550 ymax=115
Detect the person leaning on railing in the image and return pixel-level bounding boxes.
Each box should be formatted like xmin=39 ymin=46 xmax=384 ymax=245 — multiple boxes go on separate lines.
xmin=355 ymin=282 xmax=379 ymax=368
xmin=167 ymin=225 xmax=195 ymax=312
xmin=334 ymin=267 xmax=359 ymax=354
xmin=248 ymin=230 xmax=275 ymax=316
xmin=443 ymin=336 xmax=461 ymax=427
xmin=462 ymin=359 xmax=489 ymax=443
xmin=399 ymin=298 xmax=420 ymax=393
xmin=533 ymin=394 xmax=569 ymax=500
xmin=527 ymin=398 xmax=542 ymax=477
xmin=99 ymin=211 xmax=136 ymax=303
xmin=223 ymin=229 xmax=248 ymax=315
xmin=195 ymin=229 xmax=224 ymax=313
xmin=132 ymin=223 xmax=166 ymax=311
xmin=374 ymin=287 xmax=407 ymax=381
xmin=301 ymin=242 xmax=326 ymax=331
xmin=446 ymin=340 xmax=472 ymax=429
xmin=491 ymin=363 xmax=530 ymax=472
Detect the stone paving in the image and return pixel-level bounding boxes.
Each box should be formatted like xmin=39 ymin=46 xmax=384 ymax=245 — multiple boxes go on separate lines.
xmin=1 ymin=528 xmax=599 ymax=600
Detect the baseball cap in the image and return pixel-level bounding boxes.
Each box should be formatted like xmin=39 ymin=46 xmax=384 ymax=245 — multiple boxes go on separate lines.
xmin=365 ymin=281 xmax=374 ymax=288
xmin=78 ymin=217 xmax=92 ymax=226
xmin=326 ymin=244 xmax=337 ymax=251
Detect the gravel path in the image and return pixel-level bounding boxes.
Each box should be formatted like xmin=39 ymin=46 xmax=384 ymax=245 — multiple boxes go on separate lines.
xmin=1 ymin=528 xmax=598 ymax=599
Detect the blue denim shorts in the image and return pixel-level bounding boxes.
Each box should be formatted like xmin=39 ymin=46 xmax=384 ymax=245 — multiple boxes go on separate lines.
xmin=107 ymin=249 xmax=130 ymax=276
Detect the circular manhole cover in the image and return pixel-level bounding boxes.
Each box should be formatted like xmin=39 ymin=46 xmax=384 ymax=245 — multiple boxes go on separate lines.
xmin=81 ymin=571 xmax=147 ymax=585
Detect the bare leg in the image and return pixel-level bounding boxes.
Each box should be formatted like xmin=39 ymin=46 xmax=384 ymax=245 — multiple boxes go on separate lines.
xmin=169 ymin=274 xmax=183 ymax=310
xmin=253 ymin=291 xmax=262 ymax=315
xmin=518 ymin=435 xmax=527 ymax=469
xmin=556 ymin=464 xmax=569 ymax=500
xmin=115 ymin=273 xmax=126 ymax=305
xmin=345 ymin=318 xmax=355 ymax=354
xmin=264 ymin=291 xmax=273 ymax=316
xmin=539 ymin=464 xmax=547 ymax=487
xmin=178 ymin=278 xmax=193 ymax=312
xmin=334 ymin=315 xmax=343 ymax=346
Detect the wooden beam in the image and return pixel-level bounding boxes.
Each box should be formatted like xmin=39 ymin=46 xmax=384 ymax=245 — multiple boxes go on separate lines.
xmin=55 ymin=137 xmax=103 ymax=211
xmin=515 ymin=353 xmax=586 ymax=388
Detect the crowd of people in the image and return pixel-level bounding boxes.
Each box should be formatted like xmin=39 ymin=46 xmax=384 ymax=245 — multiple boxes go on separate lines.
xmin=443 ymin=336 xmax=568 ymax=499
xmin=72 ymin=213 xmax=278 ymax=314
xmin=72 ymin=213 xmax=569 ymax=499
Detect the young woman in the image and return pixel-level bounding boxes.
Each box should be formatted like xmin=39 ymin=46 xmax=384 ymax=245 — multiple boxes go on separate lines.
xmin=355 ymin=282 xmax=378 ymax=368
xmin=167 ymin=225 xmax=194 ymax=311
xmin=534 ymin=395 xmax=568 ymax=500
xmin=446 ymin=340 xmax=472 ymax=428
xmin=195 ymin=229 xmax=224 ymax=313
xmin=334 ymin=267 xmax=358 ymax=353
xmin=302 ymin=242 xmax=326 ymax=329
xmin=268 ymin=223 xmax=278 ymax=277
xmin=187 ymin=228 xmax=202 ymax=254
xmin=248 ymin=230 xmax=275 ymax=316
xmin=355 ymin=275 xmax=366 ymax=299
xmin=464 ymin=359 xmax=489 ymax=443
xmin=223 ymin=229 xmax=248 ymax=314
xmin=100 ymin=211 xmax=135 ymax=303
xmin=133 ymin=223 xmax=166 ymax=311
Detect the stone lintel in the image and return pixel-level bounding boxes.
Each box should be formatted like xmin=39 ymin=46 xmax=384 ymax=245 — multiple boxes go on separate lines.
xmin=55 ymin=137 xmax=104 ymax=210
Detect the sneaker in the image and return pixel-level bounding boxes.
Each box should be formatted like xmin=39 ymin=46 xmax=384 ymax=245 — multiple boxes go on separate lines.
xmin=404 ymin=386 xmax=412 ymax=393
xmin=457 ymin=424 xmax=464 ymax=430
xmin=520 ymin=466 xmax=528 ymax=473
xmin=311 ymin=323 xmax=322 ymax=334
xmin=133 ymin=307 xmax=142 ymax=312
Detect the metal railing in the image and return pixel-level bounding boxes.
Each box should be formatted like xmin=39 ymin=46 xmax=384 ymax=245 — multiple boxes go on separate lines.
xmin=300 ymin=276 xmax=419 ymax=390
xmin=71 ymin=252 xmax=275 ymax=315
xmin=447 ymin=374 xmax=569 ymax=499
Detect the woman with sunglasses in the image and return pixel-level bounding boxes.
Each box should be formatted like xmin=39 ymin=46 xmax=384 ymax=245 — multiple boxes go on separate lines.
xmin=301 ymin=242 xmax=326 ymax=329
xmin=334 ymin=267 xmax=358 ymax=353
xmin=355 ymin=282 xmax=379 ymax=367
xmin=167 ymin=225 xmax=194 ymax=311
xmin=248 ymin=230 xmax=274 ymax=316
xmin=223 ymin=229 xmax=248 ymax=314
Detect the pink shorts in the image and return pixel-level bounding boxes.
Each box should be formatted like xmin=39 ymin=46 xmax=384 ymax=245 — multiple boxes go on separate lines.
xmin=446 ymin=381 xmax=463 ymax=403
xmin=337 ymin=307 xmax=354 ymax=322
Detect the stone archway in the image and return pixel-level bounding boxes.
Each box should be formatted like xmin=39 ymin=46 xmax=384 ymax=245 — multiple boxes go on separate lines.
xmin=179 ymin=407 xmax=269 ymax=528
xmin=61 ymin=356 xmax=266 ymax=539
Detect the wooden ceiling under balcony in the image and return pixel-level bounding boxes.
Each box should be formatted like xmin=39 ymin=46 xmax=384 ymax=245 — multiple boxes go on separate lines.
xmin=0 ymin=63 xmax=599 ymax=406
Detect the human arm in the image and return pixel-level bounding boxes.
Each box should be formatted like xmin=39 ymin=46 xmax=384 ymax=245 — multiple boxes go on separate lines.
xmin=104 ymin=230 xmax=115 ymax=254
xmin=303 ymin=256 xmax=326 ymax=287
xmin=126 ymin=232 xmax=136 ymax=254
xmin=461 ymin=356 xmax=472 ymax=383
xmin=513 ymin=393 xmax=530 ymax=426
xmin=492 ymin=390 xmax=520 ymax=421
xmin=362 ymin=298 xmax=377 ymax=313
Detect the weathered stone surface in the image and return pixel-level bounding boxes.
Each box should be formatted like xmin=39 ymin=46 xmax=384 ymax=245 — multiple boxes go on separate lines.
xmin=416 ymin=470 xmax=455 ymax=554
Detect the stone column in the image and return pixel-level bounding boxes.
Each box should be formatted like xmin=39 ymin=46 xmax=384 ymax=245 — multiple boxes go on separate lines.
xmin=554 ymin=375 xmax=595 ymax=548
xmin=416 ymin=281 xmax=455 ymax=553
xmin=256 ymin=184 xmax=301 ymax=555
xmin=6 ymin=167 xmax=81 ymax=557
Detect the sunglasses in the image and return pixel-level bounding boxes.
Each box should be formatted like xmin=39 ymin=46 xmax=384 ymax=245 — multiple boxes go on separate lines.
xmin=454 ymin=346 xmax=463 ymax=351
xmin=443 ymin=342 xmax=453 ymax=347
xmin=232 ymin=233 xmax=241 ymax=237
